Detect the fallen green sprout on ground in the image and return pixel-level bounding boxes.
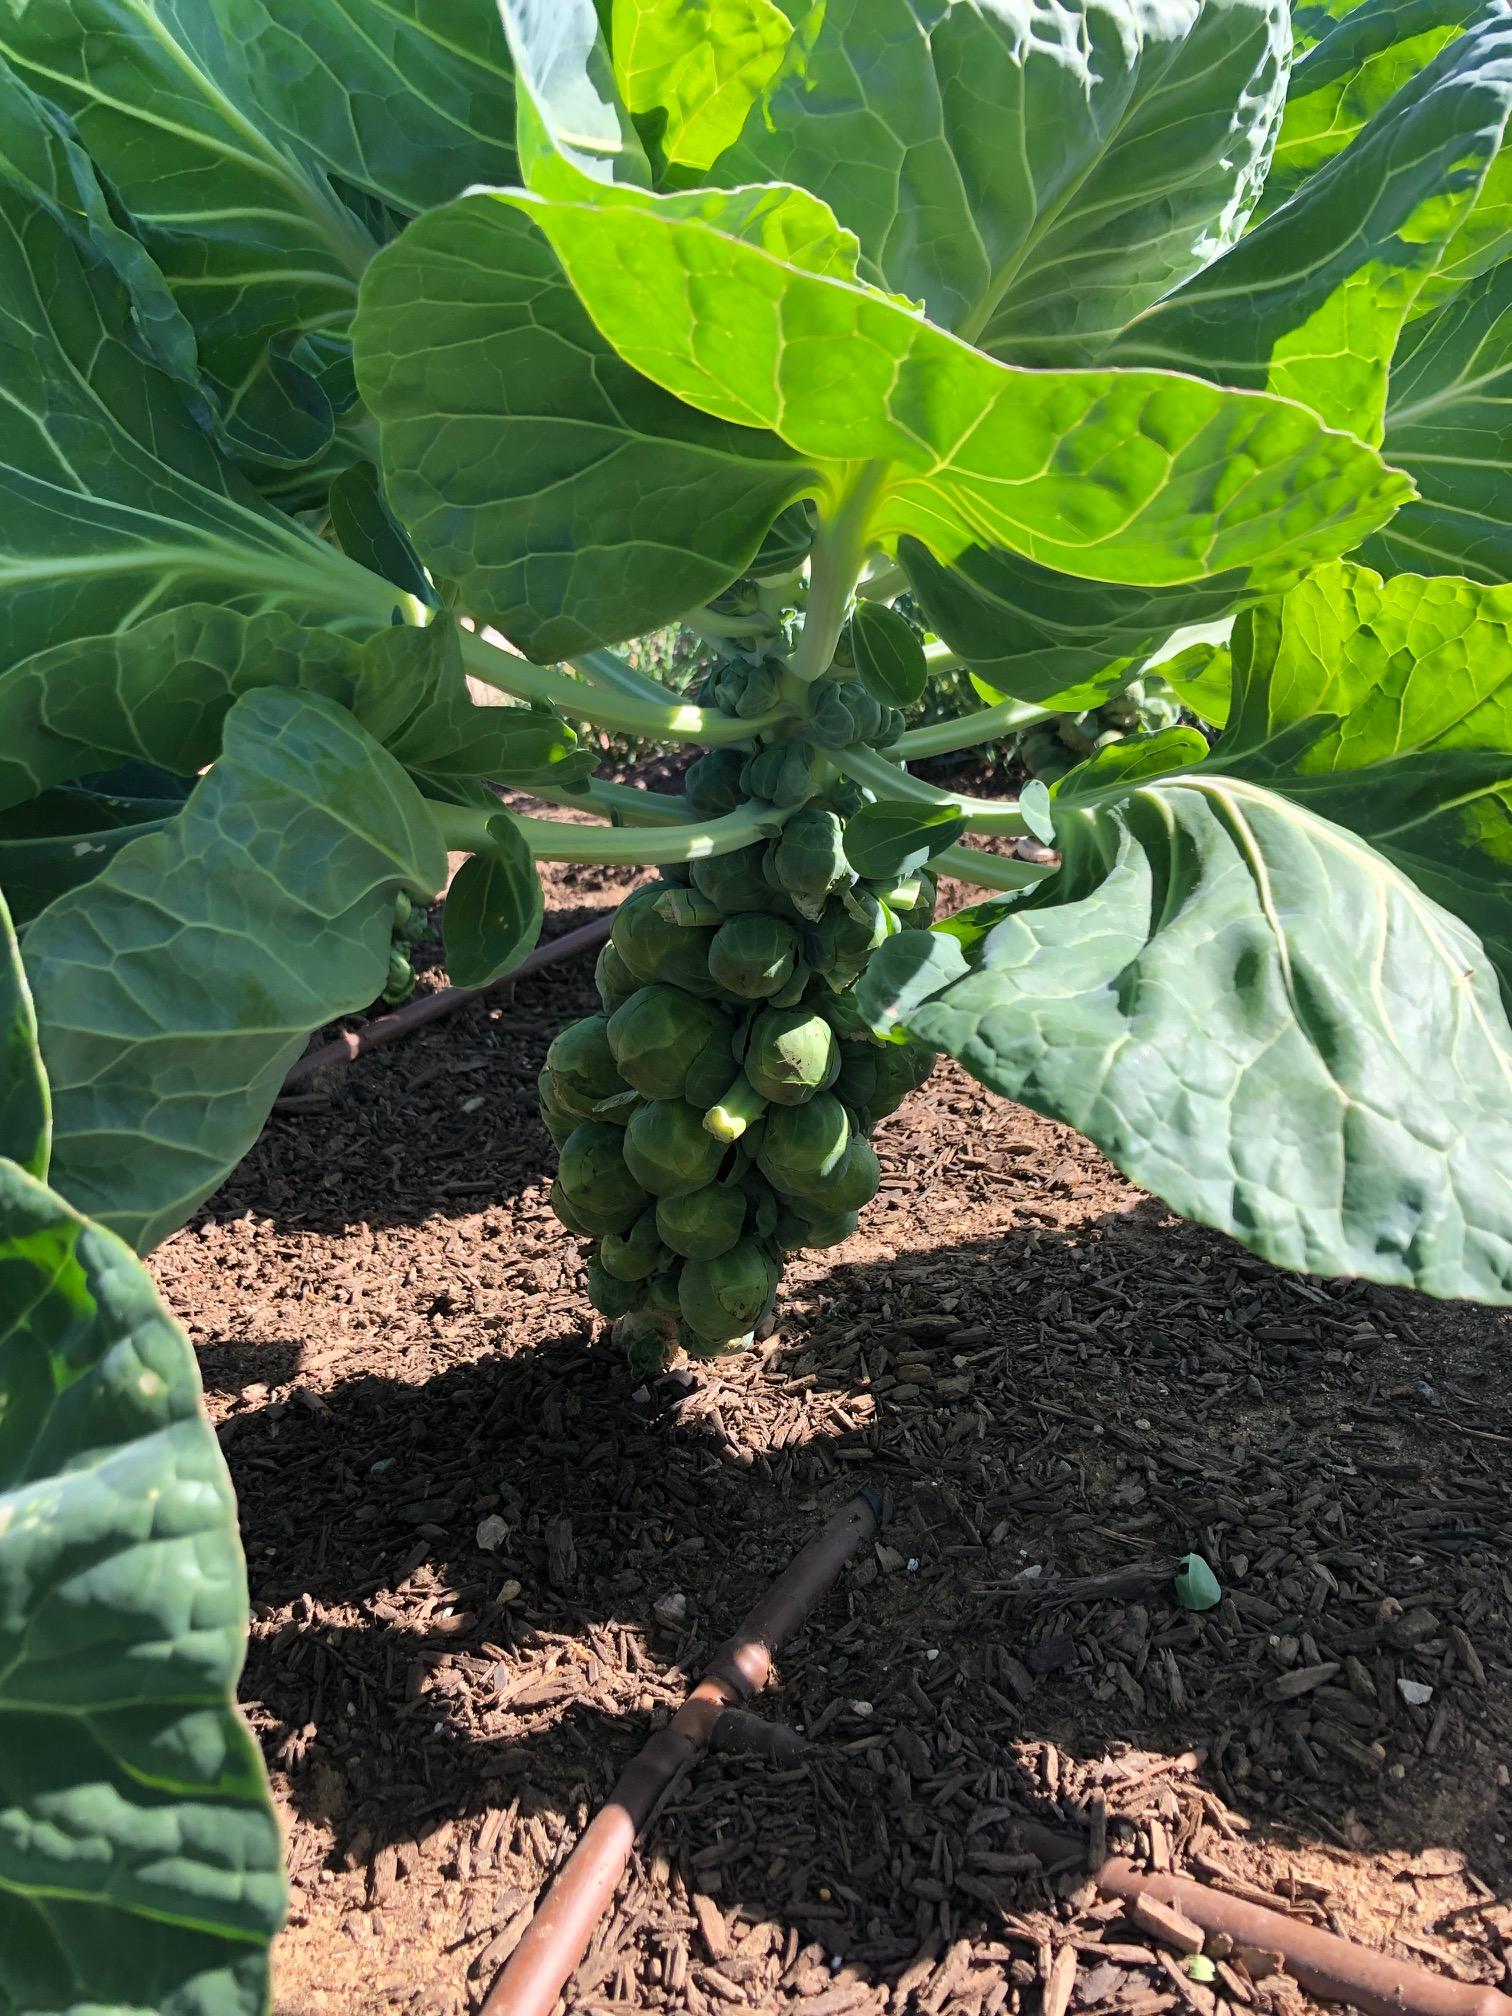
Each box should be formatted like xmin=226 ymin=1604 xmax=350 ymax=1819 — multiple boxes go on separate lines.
xmin=2 ymin=0 xmax=1512 ymax=2007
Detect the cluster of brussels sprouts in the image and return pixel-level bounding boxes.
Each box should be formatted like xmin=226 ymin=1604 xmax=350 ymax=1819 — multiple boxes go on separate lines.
xmin=537 ymin=655 xmax=935 ymax=1371
xmin=382 ymin=890 xmax=429 ymax=1004
xmin=1014 ymin=677 xmax=1183 ymax=784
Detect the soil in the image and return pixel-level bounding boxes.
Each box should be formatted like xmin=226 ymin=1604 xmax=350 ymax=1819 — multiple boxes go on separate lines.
xmin=150 ymin=850 xmax=1512 ymax=2016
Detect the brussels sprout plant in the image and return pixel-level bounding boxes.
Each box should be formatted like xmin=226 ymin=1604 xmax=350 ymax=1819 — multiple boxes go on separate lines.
xmin=3 ymin=0 xmax=1512 ymax=2004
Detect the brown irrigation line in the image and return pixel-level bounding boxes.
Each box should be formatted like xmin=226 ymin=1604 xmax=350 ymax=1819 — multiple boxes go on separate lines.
xmin=1019 ymin=1822 xmax=1512 ymax=2016
xmin=280 ymin=915 xmax=612 ymax=1092
xmin=479 ymin=1488 xmax=882 ymax=2016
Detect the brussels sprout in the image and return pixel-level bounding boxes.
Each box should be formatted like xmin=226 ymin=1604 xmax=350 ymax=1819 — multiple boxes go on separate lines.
xmin=690 ymin=842 xmax=789 ymax=919
xmin=786 ymin=1133 xmax=879 ymax=1213
xmin=587 ymin=1256 xmax=644 ymax=1320
xmin=612 ymin=884 xmax=720 ymax=995
xmin=623 ymin=1097 xmax=727 ymax=1196
xmin=757 ymin=1093 xmax=850 ymax=1191
xmin=678 ymin=1238 xmax=779 ymax=1345
xmin=382 ymin=945 xmax=415 ymax=1005
xmin=595 ymin=939 xmax=640 ymax=1015
xmin=645 ymin=1263 xmax=683 ymax=1316
xmin=607 ymin=985 xmax=733 ymax=1102
xmin=619 ymin=1310 xmax=677 ymax=1378
xmin=656 ymin=1181 xmax=747 ymax=1260
xmin=556 ymin=1121 xmax=648 ymax=1233
xmin=744 ymin=1005 xmax=840 ymax=1105
xmin=835 ymin=1037 xmax=934 ymax=1122
xmin=774 ymin=1206 xmax=858 ymax=1252
xmin=708 ymin=914 xmax=799 ymax=999
xmin=742 ymin=1176 xmax=780 ymax=1241
xmin=768 ymin=806 xmax=850 ymax=921
xmin=546 ymin=1014 xmax=627 ymax=1120
xmin=808 ymin=887 xmax=895 ymax=991
xmin=550 ymin=1180 xmax=602 ymax=1238
xmin=876 ymin=705 xmax=907 ymax=748
xmin=654 ymin=887 xmax=724 ymax=927
xmin=706 ymin=658 xmax=782 ymax=719
xmin=538 ymin=1065 xmax=578 ymax=1150
xmin=808 ymin=684 xmax=858 ymax=748
xmin=818 ymin=990 xmax=881 ymax=1041
xmin=844 ymin=685 xmax=884 ymax=746
xmin=742 ymin=739 xmax=821 ymax=808
xmin=684 ymin=748 xmax=748 ymax=817
xmin=599 ymin=1206 xmax=667 ymax=1281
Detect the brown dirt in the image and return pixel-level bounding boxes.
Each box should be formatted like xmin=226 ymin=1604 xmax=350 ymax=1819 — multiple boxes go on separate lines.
xmin=151 ymin=854 xmax=1512 ymax=2016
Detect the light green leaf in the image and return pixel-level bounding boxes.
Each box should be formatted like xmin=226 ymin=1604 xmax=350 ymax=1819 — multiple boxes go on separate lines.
xmin=443 ymin=817 xmax=545 ymax=987
xmin=25 ymin=688 xmax=447 ymax=1253
xmin=1262 ymin=0 xmax=1483 ymax=215
xmin=501 ymin=0 xmax=650 ymax=187
xmin=1110 ymin=9 xmax=1512 ymax=438
xmin=862 ymin=560 xmax=1512 ymax=1300
xmin=500 ymin=170 xmax=1409 ymax=589
xmin=0 ymin=2 xmax=519 ymax=463
xmin=1219 ymin=562 xmax=1512 ymax=992
xmin=0 ymin=889 xmax=48 ymax=1178
xmin=1054 ymin=726 xmax=1213 ymax=797
xmin=354 ymin=195 xmax=815 ymax=659
xmin=1363 ymin=261 xmax=1512 ymax=581
xmin=901 ymin=540 xmax=1246 ymax=708
xmin=1159 ymin=640 xmax=1235 ymax=727
xmin=843 ymin=802 xmax=967 ymax=881
xmin=713 ymin=0 xmax=1289 ymax=359
xmin=0 ymin=1155 xmax=283 ymax=2014
xmin=612 ymin=0 xmax=791 ymax=169
xmin=0 ymin=68 xmax=393 ymax=682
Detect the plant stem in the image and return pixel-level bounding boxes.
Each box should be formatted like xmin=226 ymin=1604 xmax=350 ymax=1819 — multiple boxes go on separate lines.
xmin=790 ymin=461 xmax=889 ymax=683
xmin=853 ymin=560 xmax=908 ymax=603
xmin=683 ymin=606 xmax=775 ymax=641
xmin=830 ymin=745 xmax=1028 ymax=836
xmin=895 ymin=694 xmax=1057 ymax=759
xmin=934 ymin=843 xmax=1055 ymax=893
xmin=461 ymin=628 xmax=781 ymax=745
xmin=434 ymin=801 xmax=785 ymax=866
xmin=525 ymin=780 xmax=699 ymax=827
xmin=567 ymin=650 xmax=687 ymax=708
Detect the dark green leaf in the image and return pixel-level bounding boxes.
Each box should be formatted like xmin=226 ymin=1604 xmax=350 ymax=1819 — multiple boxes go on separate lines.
xmin=843 ymin=801 xmax=966 ymax=881
xmin=0 ymin=1155 xmax=283 ymax=2013
xmin=851 ymin=603 xmax=928 ymax=710
xmin=0 ymin=786 xmax=184 ymax=927
xmin=0 ymin=888 xmax=48 ymax=1178
xmin=329 ymin=463 xmax=435 ymax=605
xmin=25 ymin=689 xmax=447 ymax=1252
xmin=443 ymin=817 xmax=545 ymax=988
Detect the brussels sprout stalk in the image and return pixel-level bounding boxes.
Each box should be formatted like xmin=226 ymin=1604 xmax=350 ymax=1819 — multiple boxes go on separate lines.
xmin=830 ymin=744 xmax=1029 ymax=835
xmin=433 ymin=801 xmax=788 ymax=865
xmin=789 ymin=462 xmax=890 ymax=683
xmin=703 ymin=1070 xmax=769 ymax=1142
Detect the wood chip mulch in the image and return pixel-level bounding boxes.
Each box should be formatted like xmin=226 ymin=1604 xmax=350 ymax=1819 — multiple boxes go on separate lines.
xmin=151 ymin=860 xmax=1512 ymax=2016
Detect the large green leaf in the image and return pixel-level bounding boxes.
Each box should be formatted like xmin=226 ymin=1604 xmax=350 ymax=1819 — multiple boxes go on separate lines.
xmin=0 ymin=66 xmax=393 ymax=683
xmin=354 ymin=195 xmax=816 ymax=658
xmin=24 ymin=688 xmax=447 ymax=1253
xmin=1111 ymin=9 xmax=1512 ymax=438
xmin=497 ymin=167 xmax=1409 ymax=588
xmin=0 ymin=2 xmax=518 ymax=463
xmin=1262 ymin=0 xmax=1484 ymax=214
xmin=0 ymin=1155 xmax=283 ymax=2015
xmin=0 ymin=786 xmax=186 ymax=930
xmin=859 ymin=562 xmax=1512 ymax=1302
xmin=612 ymin=0 xmax=790 ymax=170
xmin=0 ymin=890 xmax=48 ymax=1178
xmin=707 ymin=0 xmax=1289 ymax=360
xmin=1362 ymin=261 xmax=1512 ymax=581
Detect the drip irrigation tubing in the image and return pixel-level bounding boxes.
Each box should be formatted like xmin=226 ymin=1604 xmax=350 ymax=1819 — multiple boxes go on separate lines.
xmin=1019 ymin=1821 xmax=1512 ymax=2016
xmin=478 ymin=1488 xmax=882 ymax=2016
xmin=279 ymin=915 xmax=612 ymax=1094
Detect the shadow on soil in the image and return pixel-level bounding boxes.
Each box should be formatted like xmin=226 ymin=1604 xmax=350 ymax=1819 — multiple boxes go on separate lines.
xmin=219 ymin=1208 xmax=1512 ymax=1981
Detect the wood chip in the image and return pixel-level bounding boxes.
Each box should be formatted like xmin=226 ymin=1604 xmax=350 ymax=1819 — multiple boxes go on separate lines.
xmin=1129 ymin=1895 xmax=1205 ymax=1956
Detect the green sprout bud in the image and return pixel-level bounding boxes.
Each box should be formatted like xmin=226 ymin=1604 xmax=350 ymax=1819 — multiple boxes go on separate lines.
xmin=555 ymin=1121 xmax=648 ymax=1234
xmin=684 ymin=748 xmax=748 ymax=818
xmin=622 ymin=1097 xmax=727 ymax=1196
xmin=594 ymin=939 xmax=640 ymax=1015
xmin=899 ymin=868 xmax=938 ymax=930
xmin=818 ymin=990 xmax=882 ymax=1041
xmin=612 ymin=883 xmax=721 ymax=995
xmin=786 ymin=1133 xmax=880 ymax=1214
xmin=550 ymin=1180 xmax=602 ymax=1238
xmin=808 ymin=887 xmax=895 ymax=992
xmin=768 ymin=806 xmax=850 ymax=921
xmin=537 ymin=1065 xmax=579 ymax=1150
xmin=707 ymin=914 xmax=800 ymax=999
xmin=774 ymin=1206 xmax=859 ymax=1252
xmin=599 ymin=1207 xmax=667 ymax=1281
xmin=644 ymin=1262 xmax=684 ymax=1316
xmin=757 ymin=1092 xmax=850 ymax=1192
xmin=744 ymin=1005 xmax=840 ymax=1105
xmin=690 ymin=842 xmax=792 ymax=919
xmin=808 ymin=684 xmax=857 ymax=748
xmin=678 ymin=1238 xmax=779 ymax=1346
xmin=835 ymin=1037 xmax=935 ymax=1123
xmin=607 ymin=985 xmax=734 ymax=1102
xmin=382 ymin=945 xmax=415 ymax=1004
xmin=619 ymin=1310 xmax=677 ymax=1378
xmin=587 ymin=1256 xmax=644 ymax=1320
xmin=742 ymin=739 xmax=821 ymax=808
xmin=654 ymin=887 xmax=724 ymax=927
xmin=546 ymin=1014 xmax=627 ymax=1120
xmin=655 ymin=1181 xmax=747 ymax=1260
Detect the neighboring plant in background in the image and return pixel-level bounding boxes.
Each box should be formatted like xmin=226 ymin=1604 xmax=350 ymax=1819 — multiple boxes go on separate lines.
xmin=1014 ymin=677 xmax=1189 ymax=785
